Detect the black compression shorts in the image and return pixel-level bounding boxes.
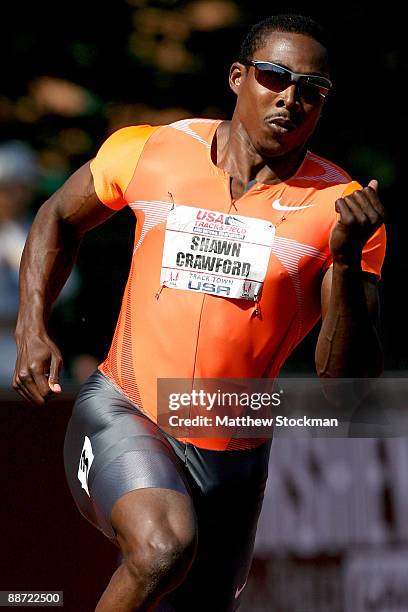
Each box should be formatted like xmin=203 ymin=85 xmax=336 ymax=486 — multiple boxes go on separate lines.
xmin=63 ymin=370 xmax=271 ymax=611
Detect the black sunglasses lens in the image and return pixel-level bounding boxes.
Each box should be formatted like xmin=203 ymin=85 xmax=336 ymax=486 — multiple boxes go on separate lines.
xmin=255 ymin=64 xmax=291 ymax=91
xmin=299 ymin=82 xmax=323 ymax=104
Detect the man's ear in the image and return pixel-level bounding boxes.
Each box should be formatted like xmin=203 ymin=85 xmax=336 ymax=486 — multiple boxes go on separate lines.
xmin=229 ymin=62 xmax=246 ymax=95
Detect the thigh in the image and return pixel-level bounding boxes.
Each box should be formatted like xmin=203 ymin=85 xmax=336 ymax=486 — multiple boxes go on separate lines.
xmin=63 ymin=370 xmax=192 ymax=541
xmin=161 ymin=440 xmax=272 ymax=611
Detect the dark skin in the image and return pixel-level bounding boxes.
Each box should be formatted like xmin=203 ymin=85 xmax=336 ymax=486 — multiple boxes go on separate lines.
xmin=14 ymin=162 xmax=113 ymax=404
xmin=217 ymin=32 xmax=385 ymax=377
xmin=13 ymin=30 xmax=385 ymax=611
xmin=218 ymin=32 xmax=329 ymax=193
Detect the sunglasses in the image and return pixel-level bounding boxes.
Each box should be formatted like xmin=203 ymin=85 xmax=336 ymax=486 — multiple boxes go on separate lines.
xmin=244 ymin=60 xmax=332 ymax=105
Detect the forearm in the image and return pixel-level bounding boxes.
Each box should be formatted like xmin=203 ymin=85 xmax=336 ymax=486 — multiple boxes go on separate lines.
xmin=315 ymin=258 xmax=383 ymax=377
xmin=16 ymin=201 xmax=82 ymax=335
xmin=13 ymin=161 xmax=114 ymax=403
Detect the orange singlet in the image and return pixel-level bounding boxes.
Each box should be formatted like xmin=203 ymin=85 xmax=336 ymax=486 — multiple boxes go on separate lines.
xmin=90 ymin=118 xmax=386 ymax=451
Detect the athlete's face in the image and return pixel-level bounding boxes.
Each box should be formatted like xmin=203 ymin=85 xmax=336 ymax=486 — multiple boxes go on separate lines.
xmin=229 ymin=32 xmax=330 ymax=157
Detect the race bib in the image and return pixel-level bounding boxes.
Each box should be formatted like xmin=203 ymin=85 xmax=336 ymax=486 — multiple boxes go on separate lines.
xmin=160 ymin=205 xmax=275 ymax=301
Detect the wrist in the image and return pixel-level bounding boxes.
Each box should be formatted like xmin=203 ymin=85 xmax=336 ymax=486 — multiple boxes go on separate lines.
xmin=15 ymin=312 xmax=48 ymax=338
xmin=332 ymin=253 xmax=362 ymax=271
xmin=17 ymin=292 xmax=50 ymax=331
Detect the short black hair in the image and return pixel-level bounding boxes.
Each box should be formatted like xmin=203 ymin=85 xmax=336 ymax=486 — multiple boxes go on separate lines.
xmin=238 ymin=14 xmax=328 ymax=63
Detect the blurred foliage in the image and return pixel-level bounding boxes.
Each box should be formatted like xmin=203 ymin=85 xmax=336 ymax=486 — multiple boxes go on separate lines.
xmin=0 ymin=0 xmax=404 ymax=369
xmin=1 ymin=1 xmax=401 ymax=193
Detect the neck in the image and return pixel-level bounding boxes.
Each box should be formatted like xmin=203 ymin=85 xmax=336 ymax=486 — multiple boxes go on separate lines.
xmin=215 ymin=117 xmax=307 ymax=188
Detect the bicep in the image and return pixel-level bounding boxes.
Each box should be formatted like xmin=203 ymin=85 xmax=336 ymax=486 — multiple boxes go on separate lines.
xmin=320 ymin=267 xmax=380 ymax=329
xmin=44 ymin=161 xmax=117 ymax=234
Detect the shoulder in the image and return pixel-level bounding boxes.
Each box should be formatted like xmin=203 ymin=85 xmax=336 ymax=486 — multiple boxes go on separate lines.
xmin=90 ymin=124 xmax=161 ymax=185
xmin=99 ymin=117 xmax=216 ymax=151
xmin=94 ymin=125 xmax=160 ymax=158
xmin=89 ymin=125 xmax=161 ymax=209
xmin=290 ymin=151 xmax=365 ymax=207
xmin=294 ymin=151 xmax=353 ymax=188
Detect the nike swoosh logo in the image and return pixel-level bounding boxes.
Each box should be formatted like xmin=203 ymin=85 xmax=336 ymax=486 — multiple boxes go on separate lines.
xmin=235 ymin=578 xmax=248 ymax=599
xmin=272 ymin=199 xmax=316 ymax=211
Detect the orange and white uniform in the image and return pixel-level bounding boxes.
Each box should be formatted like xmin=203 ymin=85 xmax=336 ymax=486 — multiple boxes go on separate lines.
xmin=90 ymin=118 xmax=386 ymax=450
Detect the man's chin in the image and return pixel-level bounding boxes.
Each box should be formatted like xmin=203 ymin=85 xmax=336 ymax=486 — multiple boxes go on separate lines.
xmin=257 ymin=139 xmax=292 ymax=158
xmin=257 ymin=130 xmax=307 ymax=159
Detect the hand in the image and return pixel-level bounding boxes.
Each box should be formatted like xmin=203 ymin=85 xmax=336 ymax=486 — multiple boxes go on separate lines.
xmin=13 ymin=331 xmax=62 ymax=405
xmin=330 ymin=180 xmax=385 ymax=262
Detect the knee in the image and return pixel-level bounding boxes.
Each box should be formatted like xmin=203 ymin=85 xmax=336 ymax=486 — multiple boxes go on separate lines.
xmin=124 ymin=526 xmax=197 ymax=589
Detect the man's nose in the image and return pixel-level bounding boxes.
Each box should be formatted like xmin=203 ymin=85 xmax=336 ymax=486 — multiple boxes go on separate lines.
xmin=276 ymin=83 xmax=299 ymax=110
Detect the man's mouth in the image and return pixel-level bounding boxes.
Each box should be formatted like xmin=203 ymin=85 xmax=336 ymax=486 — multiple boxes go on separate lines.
xmin=265 ymin=116 xmax=297 ymax=133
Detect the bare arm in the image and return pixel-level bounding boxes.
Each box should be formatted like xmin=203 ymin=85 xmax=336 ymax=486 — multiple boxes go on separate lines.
xmin=13 ymin=161 xmax=116 ymax=404
xmin=316 ymin=266 xmax=382 ymax=377
xmin=315 ymin=180 xmax=385 ymax=378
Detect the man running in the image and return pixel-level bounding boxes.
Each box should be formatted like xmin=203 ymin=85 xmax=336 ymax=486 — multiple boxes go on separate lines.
xmin=13 ymin=14 xmax=386 ymax=612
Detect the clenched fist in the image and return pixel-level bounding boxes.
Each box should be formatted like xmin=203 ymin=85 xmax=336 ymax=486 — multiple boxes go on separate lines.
xmin=13 ymin=331 xmax=62 ymax=405
xmin=330 ymin=180 xmax=385 ymax=261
